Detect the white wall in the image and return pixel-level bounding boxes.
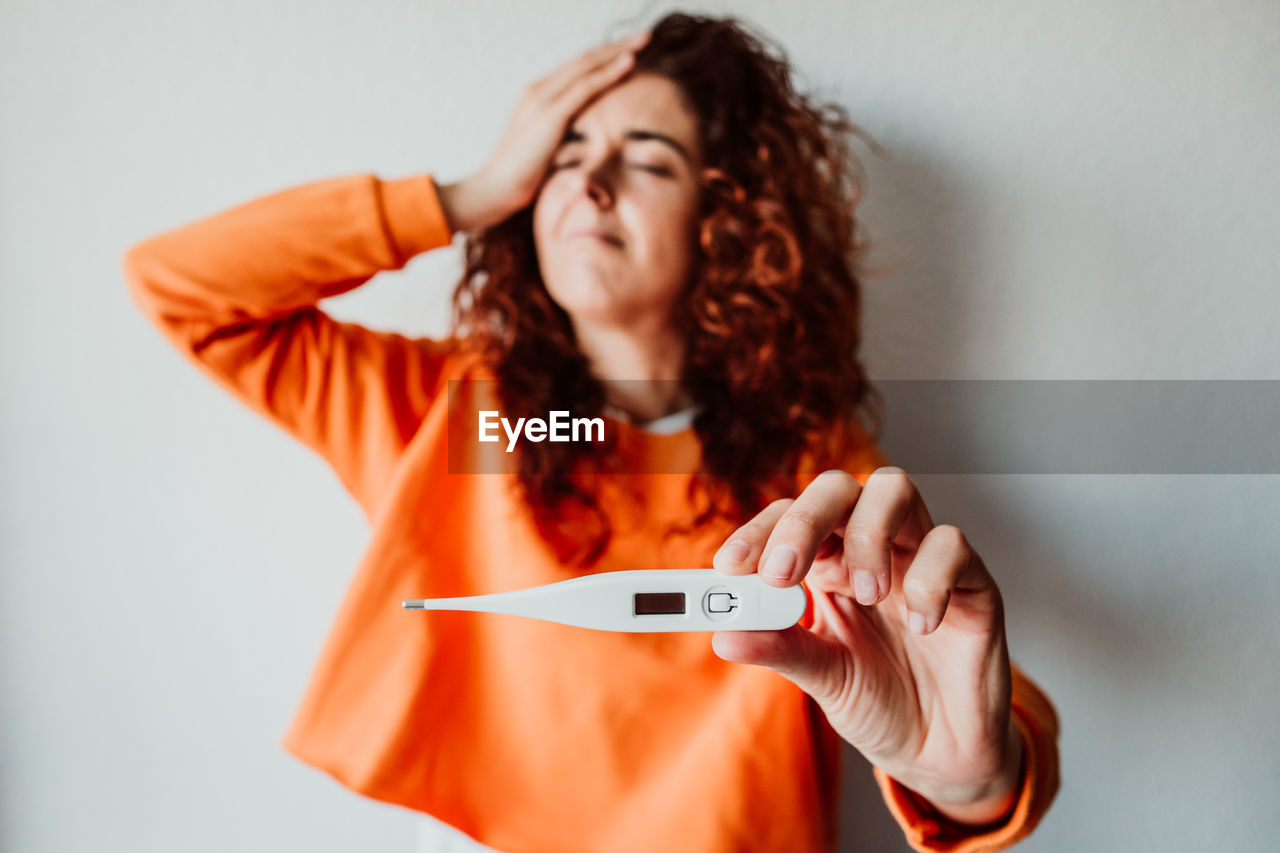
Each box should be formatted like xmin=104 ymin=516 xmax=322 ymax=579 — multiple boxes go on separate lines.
xmin=3 ymin=0 xmax=1277 ymax=850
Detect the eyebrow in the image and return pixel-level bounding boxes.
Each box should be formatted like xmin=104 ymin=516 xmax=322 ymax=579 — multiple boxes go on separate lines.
xmin=560 ymin=127 xmax=693 ymax=165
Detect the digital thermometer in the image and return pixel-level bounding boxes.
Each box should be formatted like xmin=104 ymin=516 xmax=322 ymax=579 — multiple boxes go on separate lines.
xmin=402 ymin=569 xmax=807 ymax=632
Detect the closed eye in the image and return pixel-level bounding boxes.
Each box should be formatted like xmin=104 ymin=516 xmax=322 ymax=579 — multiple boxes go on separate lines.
xmin=549 ymin=160 xmax=672 ymax=176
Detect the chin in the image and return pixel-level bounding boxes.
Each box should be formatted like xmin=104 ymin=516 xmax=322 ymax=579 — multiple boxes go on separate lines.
xmin=557 ymin=298 xmax=636 ymax=330
xmin=545 ymin=271 xmax=633 ymax=323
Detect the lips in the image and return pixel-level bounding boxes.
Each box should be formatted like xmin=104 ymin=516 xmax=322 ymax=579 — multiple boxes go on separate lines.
xmin=570 ymin=229 xmax=624 ymax=248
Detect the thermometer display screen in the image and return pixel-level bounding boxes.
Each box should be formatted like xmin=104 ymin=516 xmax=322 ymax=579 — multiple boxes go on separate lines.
xmin=633 ymin=592 xmax=686 ymax=615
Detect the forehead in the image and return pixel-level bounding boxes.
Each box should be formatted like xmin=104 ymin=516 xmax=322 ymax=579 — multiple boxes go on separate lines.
xmin=563 ymin=73 xmax=699 ymax=153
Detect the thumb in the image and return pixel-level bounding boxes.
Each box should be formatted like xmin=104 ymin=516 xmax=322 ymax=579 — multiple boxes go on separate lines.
xmin=712 ymin=625 xmax=848 ymax=707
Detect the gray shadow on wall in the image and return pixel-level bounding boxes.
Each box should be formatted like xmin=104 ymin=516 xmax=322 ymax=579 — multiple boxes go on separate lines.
xmin=829 ymin=139 xmax=966 ymax=853
xmin=852 ymin=135 xmax=980 ymax=383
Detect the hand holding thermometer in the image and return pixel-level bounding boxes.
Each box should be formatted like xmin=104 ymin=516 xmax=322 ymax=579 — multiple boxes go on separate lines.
xmin=402 ymin=569 xmax=808 ymax=632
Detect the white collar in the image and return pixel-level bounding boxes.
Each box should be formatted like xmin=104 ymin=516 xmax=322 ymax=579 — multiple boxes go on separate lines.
xmin=603 ymin=403 xmax=700 ymax=435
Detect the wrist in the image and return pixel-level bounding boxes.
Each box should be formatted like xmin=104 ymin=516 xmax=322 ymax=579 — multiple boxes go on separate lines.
xmin=921 ymin=718 xmax=1025 ymax=826
xmin=437 ymin=174 xmax=508 ymax=234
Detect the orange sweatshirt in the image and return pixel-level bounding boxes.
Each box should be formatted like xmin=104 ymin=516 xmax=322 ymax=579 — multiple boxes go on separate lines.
xmin=122 ymin=172 xmax=1059 ymax=853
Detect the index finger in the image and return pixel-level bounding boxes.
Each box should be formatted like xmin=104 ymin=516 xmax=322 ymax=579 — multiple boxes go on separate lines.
xmin=716 ymin=470 xmax=863 ymax=588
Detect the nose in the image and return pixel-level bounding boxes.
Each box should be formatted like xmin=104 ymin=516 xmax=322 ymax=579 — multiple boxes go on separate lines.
xmin=577 ymin=151 xmax=620 ymax=209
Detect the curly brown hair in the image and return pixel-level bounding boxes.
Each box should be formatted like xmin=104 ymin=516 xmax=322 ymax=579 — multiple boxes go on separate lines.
xmin=446 ymin=11 xmax=884 ymax=568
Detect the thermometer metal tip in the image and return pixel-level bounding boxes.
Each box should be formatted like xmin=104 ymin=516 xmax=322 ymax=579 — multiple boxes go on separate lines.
xmin=401 ymin=569 xmax=807 ymax=633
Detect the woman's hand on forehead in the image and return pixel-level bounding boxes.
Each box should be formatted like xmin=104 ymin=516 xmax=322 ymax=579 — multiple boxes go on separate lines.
xmin=438 ymin=30 xmax=652 ymax=233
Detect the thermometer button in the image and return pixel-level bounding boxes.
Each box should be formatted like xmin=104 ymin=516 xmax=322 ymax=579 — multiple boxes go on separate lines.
xmin=708 ymin=593 xmax=736 ymax=612
xmin=701 ymin=586 xmax=739 ymax=623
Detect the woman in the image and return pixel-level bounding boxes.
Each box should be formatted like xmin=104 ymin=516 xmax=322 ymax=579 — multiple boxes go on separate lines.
xmin=124 ymin=12 xmax=1058 ymax=853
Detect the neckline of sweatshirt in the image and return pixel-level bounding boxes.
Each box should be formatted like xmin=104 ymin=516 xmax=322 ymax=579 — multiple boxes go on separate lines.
xmin=602 ymin=403 xmax=700 ymax=435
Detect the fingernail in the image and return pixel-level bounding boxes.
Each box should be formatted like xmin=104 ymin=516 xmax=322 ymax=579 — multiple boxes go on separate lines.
xmin=854 ymin=570 xmax=877 ymax=605
xmin=716 ymin=539 xmax=750 ymax=566
xmin=761 ymin=544 xmax=796 ymax=580
xmin=908 ymin=611 xmax=926 ymax=634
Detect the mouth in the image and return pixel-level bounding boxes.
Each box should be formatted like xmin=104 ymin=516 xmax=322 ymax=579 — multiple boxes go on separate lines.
xmin=570 ymin=230 xmax=624 ymax=249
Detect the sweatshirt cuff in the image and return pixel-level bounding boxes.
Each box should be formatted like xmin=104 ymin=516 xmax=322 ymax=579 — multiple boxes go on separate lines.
xmin=872 ymin=701 xmax=1054 ymax=853
xmin=377 ymin=173 xmax=455 ymax=263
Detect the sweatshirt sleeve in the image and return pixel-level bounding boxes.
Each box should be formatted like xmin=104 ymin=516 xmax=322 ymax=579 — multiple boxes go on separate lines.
xmin=122 ymin=172 xmax=459 ymax=520
xmin=872 ymin=663 xmax=1062 ymax=852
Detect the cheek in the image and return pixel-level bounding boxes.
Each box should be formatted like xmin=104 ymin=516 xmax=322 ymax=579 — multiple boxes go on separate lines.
xmin=642 ymin=202 xmax=699 ymax=268
xmin=531 ymin=197 xmax=552 ymax=248
xmin=532 ymin=183 xmax=568 ymax=244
